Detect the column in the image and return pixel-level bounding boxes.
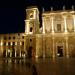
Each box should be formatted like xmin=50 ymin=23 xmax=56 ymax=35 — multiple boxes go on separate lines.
xmin=65 ymin=37 xmax=69 ymax=58
xmin=6 ymin=50 xmax=7 ymax=57
xmin=15 ymin=42 xmax=17 ymax=58
xmin=73 ymin=15 xmax=75 ymax=32
xmin=1 ymin=39 xmax=3 ymax=57
xmin=35 ymin=35 xmax=39 ymax=58
xmin=25 ymin=20 xmax=30 ymax=34
xmin=10 ymin=50 xmax=12 ymax=57
xmin=63 ymin=16 xmax=67 ymax=32
xmin=43 ymin=35 xmax=45 ymax=58
xmin=42 ymin=17 xmax=45 ymax=34
xmin=20 ymin=42 xmax=21 ymax=58
xmin=6 ymin=42 xmax=8 ymax=57
xmin=20 ymin=50 xmax=21 ymax=58
xmin=24 ymin=37 xmax=27 ymax=57
xmin=15 ymin=49 xmax=16 ymax=57
xmin=10 ymin=42 xmax=12 ymax=57
xmin=19 ymin=43 xmax=21 ymax=58
xmin=52 ymin=37 xmax=55 ymax=58
xmin=51 ymin=17 xmax=54 ymax=33
xmin=34 ymin=10 xmax=36 ymax=19
xmin=11 ymin=42 xmax=12 ymax=46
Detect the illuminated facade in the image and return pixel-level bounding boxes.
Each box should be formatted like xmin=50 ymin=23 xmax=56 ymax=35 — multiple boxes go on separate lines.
xmin=0 ymin=6 xmax=75 ymax=58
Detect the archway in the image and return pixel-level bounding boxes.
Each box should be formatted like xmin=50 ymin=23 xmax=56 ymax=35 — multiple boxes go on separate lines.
xmin=57 ymin=46 xmax=63 ymax=57
xmin=56 ymin=41 xmax=64 ymax=57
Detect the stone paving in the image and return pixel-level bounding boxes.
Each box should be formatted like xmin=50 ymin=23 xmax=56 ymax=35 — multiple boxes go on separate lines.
xmin=0 ymin=58 xmax=75 ymax=75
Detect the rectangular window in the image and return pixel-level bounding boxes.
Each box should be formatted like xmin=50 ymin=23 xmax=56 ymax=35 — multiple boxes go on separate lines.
xmin=57 ymin=24 xmax=61 ymax=32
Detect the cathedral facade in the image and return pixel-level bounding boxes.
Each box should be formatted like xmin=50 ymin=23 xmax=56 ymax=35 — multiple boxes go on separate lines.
xmin=0 ymin=6 xmax=75 ymax=58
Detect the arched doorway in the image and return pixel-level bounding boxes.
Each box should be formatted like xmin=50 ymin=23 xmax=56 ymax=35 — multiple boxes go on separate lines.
xmin=57 ymin=46 xmax=63 ymax=57
xmin=56 ymin=42 xmax=64 ymax=57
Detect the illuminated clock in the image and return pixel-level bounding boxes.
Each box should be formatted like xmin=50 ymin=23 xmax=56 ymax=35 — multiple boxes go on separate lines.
xmin=29 ymin=11 xmax=34 ymax=18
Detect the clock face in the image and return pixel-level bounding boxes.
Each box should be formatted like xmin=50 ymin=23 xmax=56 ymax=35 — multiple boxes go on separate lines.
xmin=29 ymin=11 xmax=34 ymax=18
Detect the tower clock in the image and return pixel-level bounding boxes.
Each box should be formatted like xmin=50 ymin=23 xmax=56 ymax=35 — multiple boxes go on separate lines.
xmin=25 ymin=6 xmax=39 ymax=34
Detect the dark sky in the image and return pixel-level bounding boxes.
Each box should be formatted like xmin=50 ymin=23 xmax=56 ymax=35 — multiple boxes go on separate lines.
xmin=0 ymin=0 xmax=75 ymax=34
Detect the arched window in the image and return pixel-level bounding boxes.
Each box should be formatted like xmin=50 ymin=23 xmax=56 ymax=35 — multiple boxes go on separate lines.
xmin=30 ymin=27 xmax=33 ymax=32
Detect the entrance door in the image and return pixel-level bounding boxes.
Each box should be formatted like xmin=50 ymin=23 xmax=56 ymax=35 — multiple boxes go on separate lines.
xmin=27 ymin=46 xmax=32 ymax=58
xmin=57 ymin=46 xmax=63 ymax=57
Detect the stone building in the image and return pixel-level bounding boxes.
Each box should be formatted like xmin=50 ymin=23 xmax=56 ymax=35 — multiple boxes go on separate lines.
xmin=0 ymin=6 xmax=75 ymax=58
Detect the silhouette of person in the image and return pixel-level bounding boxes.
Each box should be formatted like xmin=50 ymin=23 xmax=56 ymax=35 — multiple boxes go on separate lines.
xmin=32 ymin=64 xmax=38 ymax=75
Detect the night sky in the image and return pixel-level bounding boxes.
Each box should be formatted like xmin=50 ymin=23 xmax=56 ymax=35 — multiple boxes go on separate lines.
xmin=0 ymin=0 xmax=75 ymax=34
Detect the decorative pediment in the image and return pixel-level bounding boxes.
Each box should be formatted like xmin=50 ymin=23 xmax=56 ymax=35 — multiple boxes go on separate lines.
xmin=54 ymin=15 xmax=63 ymax=21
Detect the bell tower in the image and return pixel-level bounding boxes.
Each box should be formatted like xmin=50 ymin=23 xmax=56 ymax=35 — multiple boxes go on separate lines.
xmin=25 ymin=6 xmax=39 ymax=34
